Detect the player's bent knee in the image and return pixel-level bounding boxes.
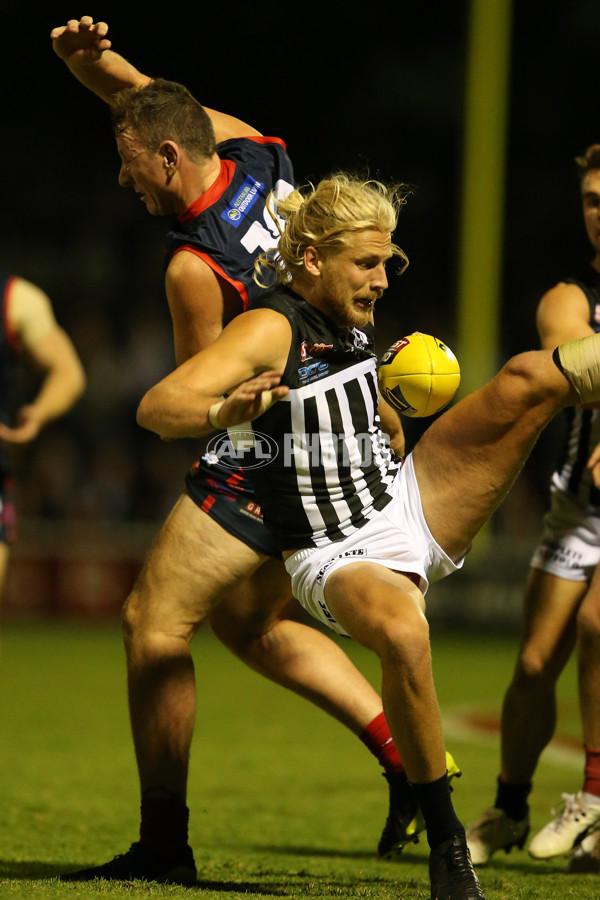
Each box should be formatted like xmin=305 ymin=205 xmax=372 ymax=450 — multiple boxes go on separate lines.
xmin=514 ymin=646 xmax=557 ymax=684
xmin=122 ymin=584 xmax=195 ymax=650
xmin=499 ymin=353 xmax=553 ymax=402
xmin=507 ymin=349 xmax=572 ymax=405
xmin=367 ymin=608 xmax=430 ymax=667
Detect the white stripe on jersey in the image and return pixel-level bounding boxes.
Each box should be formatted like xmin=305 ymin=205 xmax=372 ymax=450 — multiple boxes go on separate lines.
xmin=552 ymin=407 xmax=600 ymax=507
xmin=357 ymin=370 xmax=398 ymax=492
xmin=285 ymin=357 xmax=397 ymax=545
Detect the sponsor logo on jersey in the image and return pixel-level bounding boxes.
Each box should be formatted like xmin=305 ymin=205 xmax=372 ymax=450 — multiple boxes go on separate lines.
xmin=221 ymin=175 xmax=264 ymax=229
xmin=241 ymin=500 xmax=264 ymax=520
xmin=300 ymin=341 xmax=334 ymax=361
xmin=298 ymin=360 xmax=329 ymax=383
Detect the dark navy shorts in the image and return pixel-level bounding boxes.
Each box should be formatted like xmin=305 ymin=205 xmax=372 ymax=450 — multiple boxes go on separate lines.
xmin=185 ymin=457 xmax=281 ymax=558
xmin=0 ymin=474 xmax=16 ymax=545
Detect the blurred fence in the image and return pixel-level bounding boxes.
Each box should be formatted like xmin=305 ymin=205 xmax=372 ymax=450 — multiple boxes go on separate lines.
xmin=2 ymin=520 xmax=533 ymax=630
xmin=2 ymin=520 xmax=156 ymax=619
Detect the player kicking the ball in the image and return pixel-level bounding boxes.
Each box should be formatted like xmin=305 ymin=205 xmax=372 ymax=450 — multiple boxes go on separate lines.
xmin=135 ymin=173 xmax=600 ymax=898
xmin=49 ymin=15 xmax=461 ymax=884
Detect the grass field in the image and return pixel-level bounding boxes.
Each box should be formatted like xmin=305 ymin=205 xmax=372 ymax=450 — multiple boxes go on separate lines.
xmin=0 ymin=618 xmax=597 ymax=899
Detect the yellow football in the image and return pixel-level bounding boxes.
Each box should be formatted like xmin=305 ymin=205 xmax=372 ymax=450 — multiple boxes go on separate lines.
xmin=378 ymin=332 xmax=460 ymax=418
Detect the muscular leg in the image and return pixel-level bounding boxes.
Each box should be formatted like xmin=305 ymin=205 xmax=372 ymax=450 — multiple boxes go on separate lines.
xmin=320 ymin=559 xmax=485 ymax=900
xmin=59 ymin=493 xmax=258 ymax=882
xmin=417 ymin=346 xmax=594 ymax=865
xmin=210 ymin=558 xmax=385 ymax=734
xmin=122 ymin=492 xmax=266 ymax=800
xmin=414 ymin=349 xmax=578 ymax=559
xmin=64 ymin=492 xmax=409 ymax=881
xmin=501 ymin=569 xmax=583 ymax=783
xmin=577 ymin=564 xmax=600 ymax=750
xmin=520 ymin=564 xmax=600 ymax=862
xmin=323 ymin=564 xmax=446 ymax=785
xmin=124 ymin=491 xmax=394 ymax=797
xmin=211 ymin=563 xmax=463 ymax=860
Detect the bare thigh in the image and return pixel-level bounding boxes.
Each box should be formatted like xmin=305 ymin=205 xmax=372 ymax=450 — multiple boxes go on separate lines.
xmin=210 ymin=554 xmax=297 ymax=648
xmin=413 ymin=350 xmax=569 ymax=559
xmin=323 ymin=562 xmax=427 ymax=649
xmin=124 ymin=492 xmax=268 ymax=638
xmin=517 ymin=568 xmax=585 ymax=675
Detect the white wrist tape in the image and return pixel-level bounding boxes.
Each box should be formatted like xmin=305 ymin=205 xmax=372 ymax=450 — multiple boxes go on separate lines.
xmin=555 ymin=334 xmax=600 ymax=404
xmin=260 ymin=390 xmax=274 ymax=412
xmin=208 ymin=389 xmax=277 ymax=431
xmin=208 ymin=399 xmax=225 ymax=429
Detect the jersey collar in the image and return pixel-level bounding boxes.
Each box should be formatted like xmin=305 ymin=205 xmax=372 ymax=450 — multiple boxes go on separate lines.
xmin=178 ymin=158 xmax=236 ymax=223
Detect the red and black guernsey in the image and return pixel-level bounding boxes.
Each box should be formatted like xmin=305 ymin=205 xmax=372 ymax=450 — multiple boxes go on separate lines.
xmin=164 ymin=136 xmax=295 ymax=308
xmin=174 ymin=135 xmax=295 ymax=524
xmin=0 ymin=270 xmax=19 ymax=475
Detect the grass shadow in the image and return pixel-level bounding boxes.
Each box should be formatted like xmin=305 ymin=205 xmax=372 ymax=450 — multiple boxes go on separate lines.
xmin=482 ymin=858 xmax=568 ymax=875
xmin=0 ymin=860 xmax=73 ymax=879
xmin=246 ymin=843 xmax=429 ymax=866
xmin=195 ymin=881 xmax=288 ymax=895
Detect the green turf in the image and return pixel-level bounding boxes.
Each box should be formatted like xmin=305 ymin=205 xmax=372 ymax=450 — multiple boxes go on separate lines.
xmin=0 ymin=620 xmax=596 ymax=898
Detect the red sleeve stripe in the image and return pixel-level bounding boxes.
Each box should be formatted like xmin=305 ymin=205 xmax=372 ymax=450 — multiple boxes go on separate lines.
xmin=242 ymin=135 xmax=287 ymax=150
xmin=171 ymin=246 xmax=249 ymax=309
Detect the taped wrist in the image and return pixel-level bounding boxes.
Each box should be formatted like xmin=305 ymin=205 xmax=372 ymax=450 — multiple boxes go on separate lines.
xmin=208 ymin=399 xmax=225 ymax=429
xmin=555 ymin=334 xmax=600 ymax=404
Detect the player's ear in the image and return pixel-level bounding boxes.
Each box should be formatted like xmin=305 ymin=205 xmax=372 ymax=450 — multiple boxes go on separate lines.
xmin=304 ymin=246 xmax=322 ymax=277
xmin=160 ymin=141 xmax=179 ymax=174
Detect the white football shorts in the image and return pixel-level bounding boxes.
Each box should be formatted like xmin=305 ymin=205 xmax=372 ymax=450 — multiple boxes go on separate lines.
xmin=529 ymin=485 xmax=600 ymax=582
xmin=284 ymin=452 xmax=466 ymax=636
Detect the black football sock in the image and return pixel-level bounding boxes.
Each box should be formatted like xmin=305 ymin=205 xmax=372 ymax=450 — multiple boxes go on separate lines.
xmin=411 ymin=772 xmax=464 ymax=850
xmin=139 ymin=796 xmax=190 ymax=852
xmin=494 ymin=775 xmax=531 ymax=821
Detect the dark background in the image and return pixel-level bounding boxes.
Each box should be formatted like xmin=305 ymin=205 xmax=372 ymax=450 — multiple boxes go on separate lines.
xmin=2 ymin=1 xmax=600 ymax=530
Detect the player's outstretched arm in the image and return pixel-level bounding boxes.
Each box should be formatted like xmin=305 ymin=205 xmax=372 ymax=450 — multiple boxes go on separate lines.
xmin=50 ymin=15 xmax=151 ymax=103
xmin=0 ymin=278 xmax=86 ymax=444
xmin=51 ymin=16 xmax=262 ymax=139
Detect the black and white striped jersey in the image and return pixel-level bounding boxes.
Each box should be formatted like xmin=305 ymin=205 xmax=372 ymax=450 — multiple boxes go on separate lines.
xmin=244 ymin=286 xmax=400 ymax=550
xmin=552 ymin=266 xmax=600 ymax=508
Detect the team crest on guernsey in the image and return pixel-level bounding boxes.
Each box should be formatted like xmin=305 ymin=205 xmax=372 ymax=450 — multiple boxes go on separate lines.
xmin=221 ymin=175 xmax=264 ymax=228
xmin=300 ymin=341 xmax=333 ymax=361
xmin=351 ymin=328 xmax=368 ymax=349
